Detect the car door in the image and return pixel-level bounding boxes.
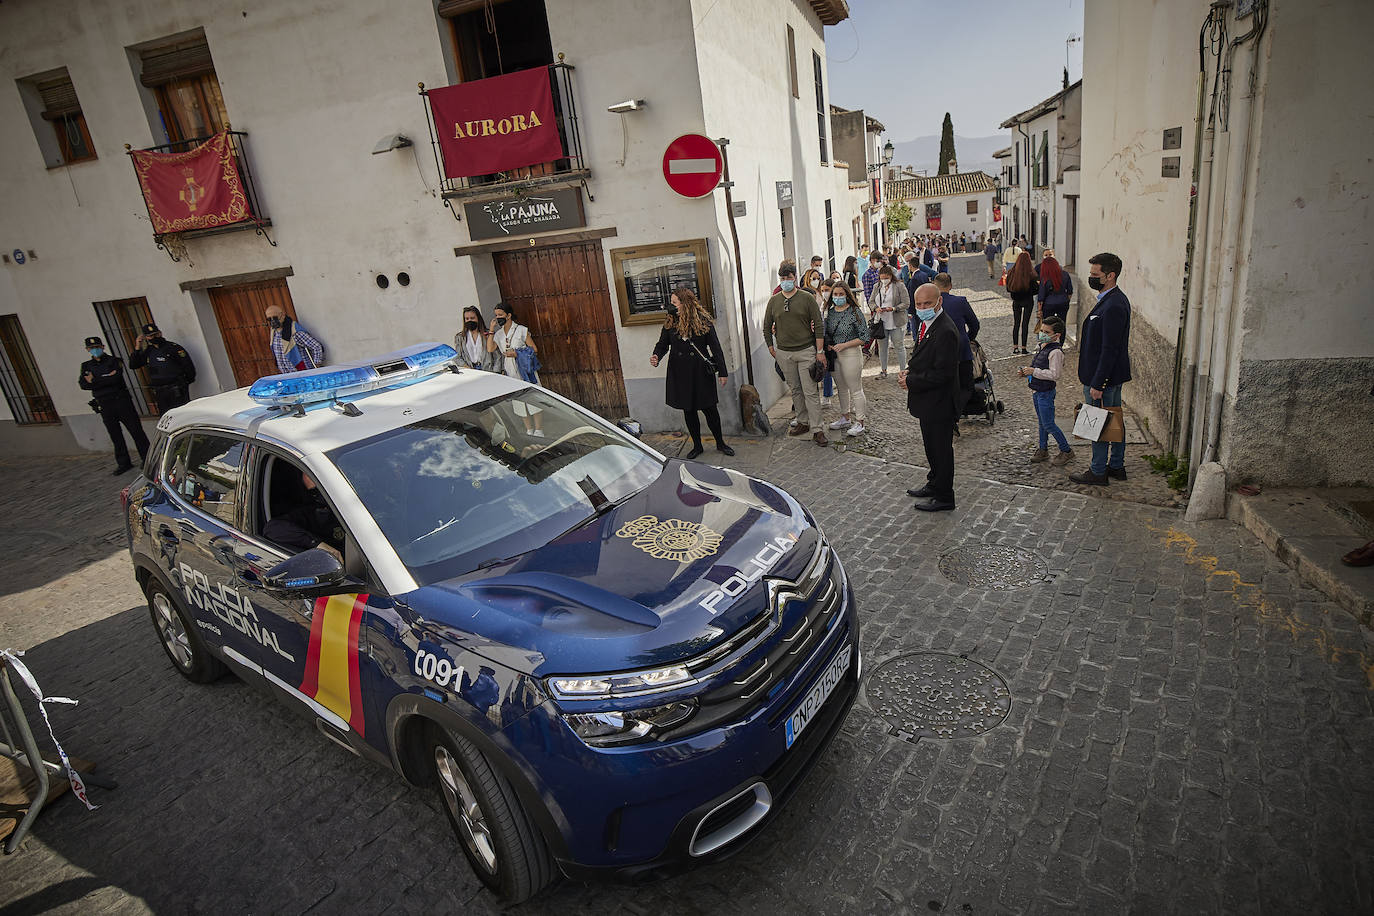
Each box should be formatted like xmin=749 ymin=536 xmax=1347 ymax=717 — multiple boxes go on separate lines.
xmin=226 ymin=445 xmax=382 ymax=742
xmin=159 ymin=430 xmax=298 ymax=670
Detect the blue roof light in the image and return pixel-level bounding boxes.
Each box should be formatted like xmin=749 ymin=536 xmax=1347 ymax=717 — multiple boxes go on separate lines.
xmin=248 ymin=343 xmax=459 ymax=407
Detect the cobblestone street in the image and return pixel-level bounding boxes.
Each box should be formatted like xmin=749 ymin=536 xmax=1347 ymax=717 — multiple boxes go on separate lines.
xmin=1 ymin=420 xmax=1371 ymax=913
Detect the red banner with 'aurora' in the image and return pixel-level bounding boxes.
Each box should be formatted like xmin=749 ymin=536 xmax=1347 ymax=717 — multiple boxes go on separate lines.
xmin=130 ymin=132 xmax=252 ymax=235
xmin=428 ymin=67 xmax=564 ymax=178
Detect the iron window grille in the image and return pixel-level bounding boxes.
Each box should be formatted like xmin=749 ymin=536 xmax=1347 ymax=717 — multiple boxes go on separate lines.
xmin=0 ymin=315 xmax=58 ymax=425
xmin=126 ymin=130 xmax=274 ymax=262
xmin=93 ymin=298 xmax=158 ymax=417
xmin=421 ymin=59 xmax=589 ymax=215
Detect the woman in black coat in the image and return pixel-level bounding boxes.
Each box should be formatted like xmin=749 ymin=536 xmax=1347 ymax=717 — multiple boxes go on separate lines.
xmin=650 ymin=287 xmax=733 ymax=459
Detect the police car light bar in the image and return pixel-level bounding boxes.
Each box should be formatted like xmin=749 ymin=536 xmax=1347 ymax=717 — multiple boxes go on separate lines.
xmin=248 ymin=343 xmax=459 ymax=406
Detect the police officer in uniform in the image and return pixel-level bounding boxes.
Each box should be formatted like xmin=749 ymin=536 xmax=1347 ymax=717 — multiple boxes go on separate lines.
xmin=128 ymin=323 xmax=196 ymax=412
xmin=79 ymin=336 xmax=150 ymax=475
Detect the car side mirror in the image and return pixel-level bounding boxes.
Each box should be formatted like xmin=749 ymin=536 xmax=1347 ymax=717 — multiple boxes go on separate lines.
xmin=260 ymin=548 xmax=361 ymax=598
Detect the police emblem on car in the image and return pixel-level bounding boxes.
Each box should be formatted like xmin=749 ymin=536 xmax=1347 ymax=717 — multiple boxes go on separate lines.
xmin=123 ymin=343 xmax=860 ymax=903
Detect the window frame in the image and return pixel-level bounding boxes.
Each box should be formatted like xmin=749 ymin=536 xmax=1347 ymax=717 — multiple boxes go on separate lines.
xmin=787 ymin=25 xmax=799 ymax=99
xmin=966 ymin=199 xmax=979 ymax=216
xmin=812 ymin=51 xmax=827 ymax=164
xmin=0 ymin=314 xmax=58 ymax=426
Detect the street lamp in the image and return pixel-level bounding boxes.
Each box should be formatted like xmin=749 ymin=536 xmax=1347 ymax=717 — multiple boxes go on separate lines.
xmin=868 ymin=139 xmax=895 ymax=174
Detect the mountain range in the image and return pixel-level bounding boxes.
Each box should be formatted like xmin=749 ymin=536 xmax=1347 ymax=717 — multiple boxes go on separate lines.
xmin=889 ymin=133 xmax=1007 ymax=177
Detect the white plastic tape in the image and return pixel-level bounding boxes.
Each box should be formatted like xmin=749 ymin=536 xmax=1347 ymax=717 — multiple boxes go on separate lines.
xmin=1 ymin=649 xmax=97 ymax=811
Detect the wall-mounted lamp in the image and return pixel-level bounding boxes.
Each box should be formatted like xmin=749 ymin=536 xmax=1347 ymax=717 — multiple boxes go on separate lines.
xmin=372 ymin=133 xmax=413 ymax=155
xmin=609 ymin=99 xmax=647 ymax=167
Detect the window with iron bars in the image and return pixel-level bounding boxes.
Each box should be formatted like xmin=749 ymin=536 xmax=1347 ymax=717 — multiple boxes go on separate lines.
xmin=93 ymin=298 xmax=158 ymax=417
xmin=0 ymin=315 xmax=58 ymax=425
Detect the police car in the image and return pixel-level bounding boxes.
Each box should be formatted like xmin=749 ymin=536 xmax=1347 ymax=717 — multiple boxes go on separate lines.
xmin=122 ymin=343 xmax=860 ymax=902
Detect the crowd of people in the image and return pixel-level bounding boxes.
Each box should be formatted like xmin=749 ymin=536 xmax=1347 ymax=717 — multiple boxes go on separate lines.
xmin=759 ymin=239 xmax=1133 ymax=510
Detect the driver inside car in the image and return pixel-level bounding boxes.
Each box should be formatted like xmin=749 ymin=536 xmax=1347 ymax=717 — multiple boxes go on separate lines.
xmin=263 ymin=469 xmax=345 ymax=562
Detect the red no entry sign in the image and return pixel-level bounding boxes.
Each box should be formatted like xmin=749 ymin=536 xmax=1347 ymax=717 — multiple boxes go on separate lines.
xmin=662 ymin=134 xmax=723 ymax=199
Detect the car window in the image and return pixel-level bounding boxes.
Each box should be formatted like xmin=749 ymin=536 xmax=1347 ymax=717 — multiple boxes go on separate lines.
xmin=328 ymin=388 xmax=663 ymax=585
xmin=164 ymin=432 xmax=246 ymax=527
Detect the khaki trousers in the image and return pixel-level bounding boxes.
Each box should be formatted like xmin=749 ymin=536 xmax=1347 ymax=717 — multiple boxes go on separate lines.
xmin=833 ymin=347 xmax=867 ymax=421
xmin=778 ymin=346 xmax=822 ymax=429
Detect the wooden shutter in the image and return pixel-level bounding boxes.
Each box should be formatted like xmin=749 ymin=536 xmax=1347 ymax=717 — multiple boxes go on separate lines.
xmin=140 ymin=36 xmax=216 ymax=87
xmin=37 ymin=72 xmax=81 ymax=119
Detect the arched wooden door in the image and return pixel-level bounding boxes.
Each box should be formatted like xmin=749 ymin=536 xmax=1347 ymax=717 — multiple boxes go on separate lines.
xmin=493 ymin=240 xmax=628 ymax=419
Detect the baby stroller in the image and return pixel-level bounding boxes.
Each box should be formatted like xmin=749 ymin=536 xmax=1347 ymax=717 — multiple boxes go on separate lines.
xmin=962 ymin=339 xmax=1005 ymax=424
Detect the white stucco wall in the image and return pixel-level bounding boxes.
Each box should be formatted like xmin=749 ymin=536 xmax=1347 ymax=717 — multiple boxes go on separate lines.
xmin=895 ymin=189 xmax=996 ymax=241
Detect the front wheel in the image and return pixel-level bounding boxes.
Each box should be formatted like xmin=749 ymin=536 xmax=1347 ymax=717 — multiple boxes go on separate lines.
xmin=145 ymin=578 xmax=225 ymax=683
xmin=429 ymin=726 xmax=554 ymax=903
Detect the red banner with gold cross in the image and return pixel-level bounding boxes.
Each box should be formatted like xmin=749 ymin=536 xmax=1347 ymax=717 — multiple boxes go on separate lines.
xmin=300 ymin=593 xmax=369 ymax=736
xmin=130 ymin=132 xmax=252 ymax=234
xmin=428 ymin=67 xmax=564 ymax=178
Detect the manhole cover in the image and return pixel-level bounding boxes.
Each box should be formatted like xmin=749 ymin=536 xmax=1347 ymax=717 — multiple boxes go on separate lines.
xmin=938 ymin=544 xmax=1048 ymax=589
xmin=867 ymin=653 xmax=1011 ymax=740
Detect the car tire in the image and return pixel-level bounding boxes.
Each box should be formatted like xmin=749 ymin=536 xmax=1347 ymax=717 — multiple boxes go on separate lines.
xmin=428 ymin=725 xmax=554 ymax=903
xmin=145 ymin=578 xmax=225 ymax=683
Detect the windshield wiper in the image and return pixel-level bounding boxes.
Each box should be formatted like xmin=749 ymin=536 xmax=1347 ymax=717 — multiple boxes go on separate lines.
xmin=550 ymin=488 xmax=639 ymax=542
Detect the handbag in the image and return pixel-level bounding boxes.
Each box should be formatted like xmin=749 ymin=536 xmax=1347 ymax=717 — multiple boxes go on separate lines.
xmin=1072 ymin=402 xmax=1110 ymax=441
xmin=868 ymin=316 xmax=886 ymax=341
xmin=807 ymin=357 xmax=826 ymax=383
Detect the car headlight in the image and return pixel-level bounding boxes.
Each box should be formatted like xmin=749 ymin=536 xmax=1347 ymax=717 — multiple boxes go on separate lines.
xmin=563 ymin=701 xmax=697 ymax=747
xmin=548 ymin=663 xmax=693 ymax=700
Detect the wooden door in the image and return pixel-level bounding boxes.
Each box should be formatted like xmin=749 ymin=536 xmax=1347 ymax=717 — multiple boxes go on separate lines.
xmin=494 ymin=240 xmax=628 ymax=419
xmin=208 ymin=278 xmax=299 ymax=387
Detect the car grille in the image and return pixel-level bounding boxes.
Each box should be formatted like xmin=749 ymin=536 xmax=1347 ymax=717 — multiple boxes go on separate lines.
xmin=668 ymin=543 xmax=844 ymax=737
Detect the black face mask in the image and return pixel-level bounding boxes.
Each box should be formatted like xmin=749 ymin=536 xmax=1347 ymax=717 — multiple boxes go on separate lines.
xmin=666 ymin=303 xmax=680 ymax=319
xmin=465 ymin=320 xmax=478 ymax=330
xmin=1088 ymin=276 xmax=1105 ymax=291
xmin=495 ymin=317 xmax=508 ymax=327
xmin=148 ymin=335 xmax=163 ymax=344
xmin=268 ymin=316 xmax=282 ymax=329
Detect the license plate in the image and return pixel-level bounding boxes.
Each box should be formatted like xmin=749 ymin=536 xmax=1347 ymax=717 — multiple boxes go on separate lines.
xmin=784 ymin=643 xmax=851 ymax=749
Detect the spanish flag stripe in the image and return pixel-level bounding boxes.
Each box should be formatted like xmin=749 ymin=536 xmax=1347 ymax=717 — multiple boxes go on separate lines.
xmin=314 ymin=594 xmax=359 ymax=726
xmin=346 ymin=594 xmax=367 ymax=736
xmin=298 ymin=596 xmax=331 ymax=697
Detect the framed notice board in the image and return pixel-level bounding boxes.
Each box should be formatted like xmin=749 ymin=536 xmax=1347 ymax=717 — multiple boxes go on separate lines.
xmin=610 ymin=238 xmax=714 ymax=327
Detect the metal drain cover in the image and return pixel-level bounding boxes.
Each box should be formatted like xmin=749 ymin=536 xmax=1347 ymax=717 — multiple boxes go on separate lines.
xmin=867 ymin=653 xmax=1011 ymax=740
xmin=938 ymin=544 xmax=1048 ymax=589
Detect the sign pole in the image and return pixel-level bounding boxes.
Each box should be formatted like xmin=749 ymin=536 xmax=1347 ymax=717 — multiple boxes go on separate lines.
xmin=717 ymin=138 xmax=754 ymax=388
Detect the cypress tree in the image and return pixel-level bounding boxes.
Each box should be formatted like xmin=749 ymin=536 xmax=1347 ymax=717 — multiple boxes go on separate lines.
xmin=938 ymin=113 xmax=957 ymax=175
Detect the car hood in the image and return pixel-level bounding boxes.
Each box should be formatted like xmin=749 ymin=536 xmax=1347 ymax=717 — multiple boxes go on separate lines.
xmin=400 ymin=459 xmax=820 ymax=676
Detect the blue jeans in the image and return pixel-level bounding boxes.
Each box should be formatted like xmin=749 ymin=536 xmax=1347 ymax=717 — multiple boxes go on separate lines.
xmin=1033 ymin=389 xmax=1070 ymax=452
xmin=823 ymin=370 xmax=834 ymax=397
xmin=1083 ymin=384 xmax=1126 ymax=474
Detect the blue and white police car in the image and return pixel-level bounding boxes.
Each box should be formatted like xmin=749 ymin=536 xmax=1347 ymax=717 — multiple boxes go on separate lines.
xmin=123 ymin=343 xmax=860 ymax=901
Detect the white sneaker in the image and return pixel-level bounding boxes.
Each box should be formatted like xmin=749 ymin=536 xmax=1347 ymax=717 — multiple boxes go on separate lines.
xmin=828 ymin=417 xmax=852 ymax=430
xmin=846 ymin=423 xmax=866 ymax=436
xmin=529 ymin=429 xmax=545 ymax=437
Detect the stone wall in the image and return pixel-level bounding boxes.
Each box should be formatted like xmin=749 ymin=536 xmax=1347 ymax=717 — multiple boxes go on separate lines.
xmin=1222 ymin=357 xmax=1374 ymax=488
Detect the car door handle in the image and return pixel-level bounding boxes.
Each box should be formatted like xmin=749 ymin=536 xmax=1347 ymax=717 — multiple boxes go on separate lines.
xmin=157 ymin=526 xmax=179 ymax=544
xmin=177 ymin=520 xmax=199 ymax=537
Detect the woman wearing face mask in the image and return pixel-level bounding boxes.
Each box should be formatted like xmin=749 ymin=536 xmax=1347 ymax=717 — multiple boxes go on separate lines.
xmin=817 ymin=278 xmax=837 ymax=407
xmin=866 ymin=264 xmax=910 ymax=379
xmin=454 ymin=306 xmax=498 ymax=371
xmin=800 ymin=268 xmax=825 ymax=298
xmin=650 ymin=288 xmax=733 ymax=459
xmin=824 ymin=282 xmax=871 ymax=436
xmin=487 ymin=302 xmax=544 ymax=435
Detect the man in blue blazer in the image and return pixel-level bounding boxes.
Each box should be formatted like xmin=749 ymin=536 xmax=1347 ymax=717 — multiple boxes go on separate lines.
xmin=934 ymin=273 xmax=981 ymax=403
xmin=1070 ymin=252 xmax=1132 ymax=485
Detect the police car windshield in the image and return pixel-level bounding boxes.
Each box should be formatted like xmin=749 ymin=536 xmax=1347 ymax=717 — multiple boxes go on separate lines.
xmin=328 ymin=388 xmax=662 ymax=585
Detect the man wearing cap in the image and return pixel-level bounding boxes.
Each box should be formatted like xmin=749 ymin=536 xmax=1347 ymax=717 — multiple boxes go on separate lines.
xmin=129 ymin=323 xmax=196 ymax=413
xmin=79 ymin=336 xmax=149 ymax=475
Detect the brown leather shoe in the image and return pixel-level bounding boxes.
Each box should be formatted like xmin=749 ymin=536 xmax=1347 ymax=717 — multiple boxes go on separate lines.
xmin=1342 ymin=540 xmax=1374 ymax=567
xmin=788 ymin=423 xmax=811 ymax=436
xmin=813 ymin=431 xmax=828 ymax=446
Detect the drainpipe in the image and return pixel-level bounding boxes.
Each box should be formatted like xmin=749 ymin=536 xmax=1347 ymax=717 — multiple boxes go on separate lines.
xmin=1017 ymin=123 xmax=1031 ymax=246
xmin=1198 ymin=6 xmax=1267 ymax=472
xmin=1170 ymin=12 xmax=1222 ymax=455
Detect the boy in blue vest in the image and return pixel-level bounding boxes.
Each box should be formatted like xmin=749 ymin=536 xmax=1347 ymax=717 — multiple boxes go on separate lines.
xmin=1018 ymin=316 xmax=1074 ymax=465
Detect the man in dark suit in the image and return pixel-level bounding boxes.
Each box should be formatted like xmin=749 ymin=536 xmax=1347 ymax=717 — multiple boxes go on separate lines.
xmin=1070 ymin=252 xmax=1132 ymax=486
xmin=900 ymin=283 xmax=963 ymax=511
xmin=933 ymin=273 xmax=981 ymax=404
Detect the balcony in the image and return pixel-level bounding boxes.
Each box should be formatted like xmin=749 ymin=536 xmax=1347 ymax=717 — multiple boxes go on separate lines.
xmin=421 ymin=59 xmax=588 ymax=209
xmin=126 ymin=130 xmax=273 ymax=261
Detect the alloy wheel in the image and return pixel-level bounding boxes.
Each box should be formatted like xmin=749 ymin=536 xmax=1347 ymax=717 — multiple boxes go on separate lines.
xmin=434 ymin=744 xmax=498 ymax=874
xmin=152 ymin=591 xmax=193 ymax=669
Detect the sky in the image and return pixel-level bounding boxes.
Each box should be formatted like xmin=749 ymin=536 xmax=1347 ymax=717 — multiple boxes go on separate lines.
xmin=824 ymin=0 xmax=1084 ymax=140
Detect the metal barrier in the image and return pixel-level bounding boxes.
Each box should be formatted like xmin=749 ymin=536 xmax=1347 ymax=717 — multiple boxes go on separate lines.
xmin=0 ymin=651 xmax=113 ymax=852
